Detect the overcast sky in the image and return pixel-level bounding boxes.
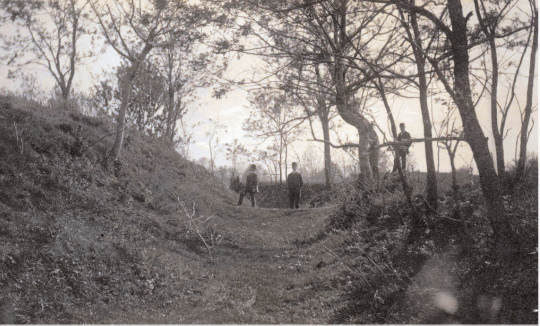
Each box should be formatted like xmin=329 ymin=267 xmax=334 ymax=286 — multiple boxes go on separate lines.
xmin=0 ymin=1 xmax=537 ymax=175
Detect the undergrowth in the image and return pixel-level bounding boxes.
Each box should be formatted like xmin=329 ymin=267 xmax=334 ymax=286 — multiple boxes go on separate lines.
xmin=324 ymin=165 xmax=537 ymax=324
xmin=0 ymin=96 xmax=233 ymax=323
xmin=0 ymin=95 xmax=536 ymax=324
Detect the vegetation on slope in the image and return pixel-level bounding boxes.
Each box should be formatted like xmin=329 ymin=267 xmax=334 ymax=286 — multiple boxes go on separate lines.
xmin=0 ymin=96 xmax=234 ymax=323
xmin=323 ymin=161 xmax=538 ymax=324
xmin=0 ymin=96 xmax=536 ymax=324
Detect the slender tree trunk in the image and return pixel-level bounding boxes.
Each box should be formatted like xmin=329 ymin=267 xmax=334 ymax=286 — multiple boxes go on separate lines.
xmin=473 ymin=0 xmax=505 ymax=178
xmin=491 ymin=50 xmax=506 ymax=179
xmin=315 ymin=64 xmax=334 ymax=187
xmin=166 ymin=85 xmax=175 ymax=142
xmin=285 ymin=141 xmax=288 ymax=182
xmin=518 ymin=6 xmax=538 ymax=178
xmin=209 ymin=139 xmax=214 ymax=174
xmin=110 ymin=64 xmax=137 ymax=159
xmin=279 ymin=135 xmax=283 ymax=184
xmin=368 ymin=124 xmax=379 ymax=177
xmin=447 ymin=0 xmax=516 ymax=254
xmin=488 ymin=38 xmax=505 ymax=178
xmin=449 ymin=151 xmax=459 ymax=200
xmin=377 ymin=78 xmax=412 ymax=206
xmin=65 ymin=6 xmax=78 ymax=100
xmin=410 ymin=5 xmax=438 ymax=209
xmin=320 ymin=111 xmax=333 ymax=187
xmin=109 ymin=43 xmax=154 ymax=160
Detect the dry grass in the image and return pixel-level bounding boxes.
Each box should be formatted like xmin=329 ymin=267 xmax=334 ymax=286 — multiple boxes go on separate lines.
xmin=0 ymin=96 xmax=536 ymax=324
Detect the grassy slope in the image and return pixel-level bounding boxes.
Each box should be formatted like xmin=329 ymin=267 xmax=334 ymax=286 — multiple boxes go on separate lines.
xmin=0 ymin=96 xmax=536 ymax=324
xmin=0 ymin=96 xmax=238 ymax=323
xmin=0 ymin=96 xmax=357 ymax=324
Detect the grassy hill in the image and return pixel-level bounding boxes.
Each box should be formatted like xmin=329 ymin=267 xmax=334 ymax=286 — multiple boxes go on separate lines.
xmin=0 ymin=96 xmax=238 ymax=323
xmin=0 ymin=95 xmax=536 ymax=324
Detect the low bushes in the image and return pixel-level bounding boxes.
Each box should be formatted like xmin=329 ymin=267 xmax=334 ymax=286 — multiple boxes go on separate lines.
xmin=324 ymin=166 xmax=537 ymax=324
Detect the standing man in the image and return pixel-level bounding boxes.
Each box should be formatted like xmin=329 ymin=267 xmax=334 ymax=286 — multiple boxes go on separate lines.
xmin=392 ymin=123 xmax=412 ymax=173
xmin=287 ymin=162 xmax=303 ymax=209
xmin=238 ymin=164 xmax=259 ymax=207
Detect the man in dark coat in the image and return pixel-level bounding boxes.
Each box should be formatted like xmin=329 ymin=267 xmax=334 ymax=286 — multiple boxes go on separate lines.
xmin=392 ymin=123 xmax=412 ymax=172
xmin=238 ymin=164 xmax=258 ymax=207
xmin=287 ymin=162 xmax=303 ymax=209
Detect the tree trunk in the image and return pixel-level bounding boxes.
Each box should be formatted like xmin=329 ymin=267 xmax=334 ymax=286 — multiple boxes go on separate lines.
xmin=368 ymin=124 xmax=379 ymax=177
xmin=377 ymin=78 xmax=412 ymax=206
xmin=285 ymin=141 xmax=288 ymax=182
xmin=165 ymin=77 xmax=175 ymax=143
xmin=517 ymin=6 xmax=538 ymax=178
xmin=410 ymin=5 xmax=438 ymax=209
xmin=109 ymin=44 xmax=154 ymax=160
xmin=279 ymin=135 xmax=283 ymax=184
xmin=447 ymin=0 xmax=517 ymax=255
xmin=488 ymin=39 xmax=505 ymax=178
xmin=491 ymin=53 xmax=506 ymax=179
xmin=320 ymin=110 xmax=333 ymax=187
xmin=315 ymin=64 xmax=334 ymax=187
xmin=331 ymin=0 xmax=376 ymax=184
xmin=109 ymin=64 xmax=137 ymax=160
xmin=449 ymin=151 xmax=459 ymax=200
xmin=334 ymin=73 xmax=375 ymax=182
xmin=473 ymin=0 xmax=505 ymax=178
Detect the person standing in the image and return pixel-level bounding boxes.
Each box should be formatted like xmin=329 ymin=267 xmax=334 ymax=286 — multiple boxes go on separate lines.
xmin=287 ymin=162 xmax=303 ymax=209
xmin=238 ymin=164 xmax=259 ymax=207
xmin=392 ymin=123 xmax=412 ymax=173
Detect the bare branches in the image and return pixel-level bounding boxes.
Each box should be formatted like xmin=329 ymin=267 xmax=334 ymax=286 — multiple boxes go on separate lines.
xmin=372 ymin=136 xmax=471 ymax=151
xmin=1 ymin=0 xmax=93 ymax=99
xmin=170 ymin=194 xmax=222 ymax=263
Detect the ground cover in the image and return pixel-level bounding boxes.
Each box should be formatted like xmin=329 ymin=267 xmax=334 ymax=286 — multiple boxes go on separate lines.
xmin=0 ymin=96 xmax=536 ymax=324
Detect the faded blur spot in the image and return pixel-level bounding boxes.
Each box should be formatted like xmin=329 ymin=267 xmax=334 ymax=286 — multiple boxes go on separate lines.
xmin=477 ymin=294 xmax=502 ymax=323
xmin=434 ymin=291 xmax=459 ymax=315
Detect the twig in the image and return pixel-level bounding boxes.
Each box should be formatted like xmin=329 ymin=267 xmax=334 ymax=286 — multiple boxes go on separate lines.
xmin=364 ymin=253 xmax=388 ymax=279
xmin=383 ymin=262 xmax=411 ymax=286
xmin=173 ymin=196 xmax=219 ymax=262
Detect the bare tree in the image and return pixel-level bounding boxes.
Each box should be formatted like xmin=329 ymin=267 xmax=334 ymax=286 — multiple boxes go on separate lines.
xmin=472 ymin=0 xmax=532 ymax=179
xmin=396 ymin=4 xmax=439 ymax=210
xmin=517 ymin=0 xmax=538 ymax=179
xmin=205 ymin=118 xmax=227 ymax=174
xmin=224 ymin=139 xmax=250 ymax=176
xmin=90 ymin=0 xmax=213 ymax=160
xmin=300 ymin=147 xmax=324 ymax=183
xmin=153 ymin=32 xmax=227 ymax=146
xmin=229 ymin=0 xmax=385 ymax=184
xmin=365 ymin=0 xmax=520 ymax=256
xmin=243 ymin=89 xmax=304 ymax=184
xmin=1 ymin=0 xmax=94 ymax=99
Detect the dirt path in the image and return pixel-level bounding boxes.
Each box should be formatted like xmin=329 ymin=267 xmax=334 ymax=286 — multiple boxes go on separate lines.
xmin=93 ymin=203 xmax=346 ymax=324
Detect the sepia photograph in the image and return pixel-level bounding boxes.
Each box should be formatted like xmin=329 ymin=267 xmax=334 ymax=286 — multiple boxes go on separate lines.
xmin=0 ymin=0 xmax=537 ymax=324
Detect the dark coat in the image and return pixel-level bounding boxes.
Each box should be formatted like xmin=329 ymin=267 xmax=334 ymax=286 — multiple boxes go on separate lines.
xmin=245 ymin=172 xmax=258 ymax=191
xmin=397 ymin=131 xmax=412 ymax=153
xmin=287 ymin=172 xmax=303 ymax=191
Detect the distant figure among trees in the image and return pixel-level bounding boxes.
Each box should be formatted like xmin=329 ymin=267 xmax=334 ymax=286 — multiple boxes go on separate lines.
xmin=287 ymin=162 xmax=303 ymax=209
xmin=238 ymin=164 xmax=259 ymax=207
xmin=392 ymin=123 xmax=412 ymax=173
